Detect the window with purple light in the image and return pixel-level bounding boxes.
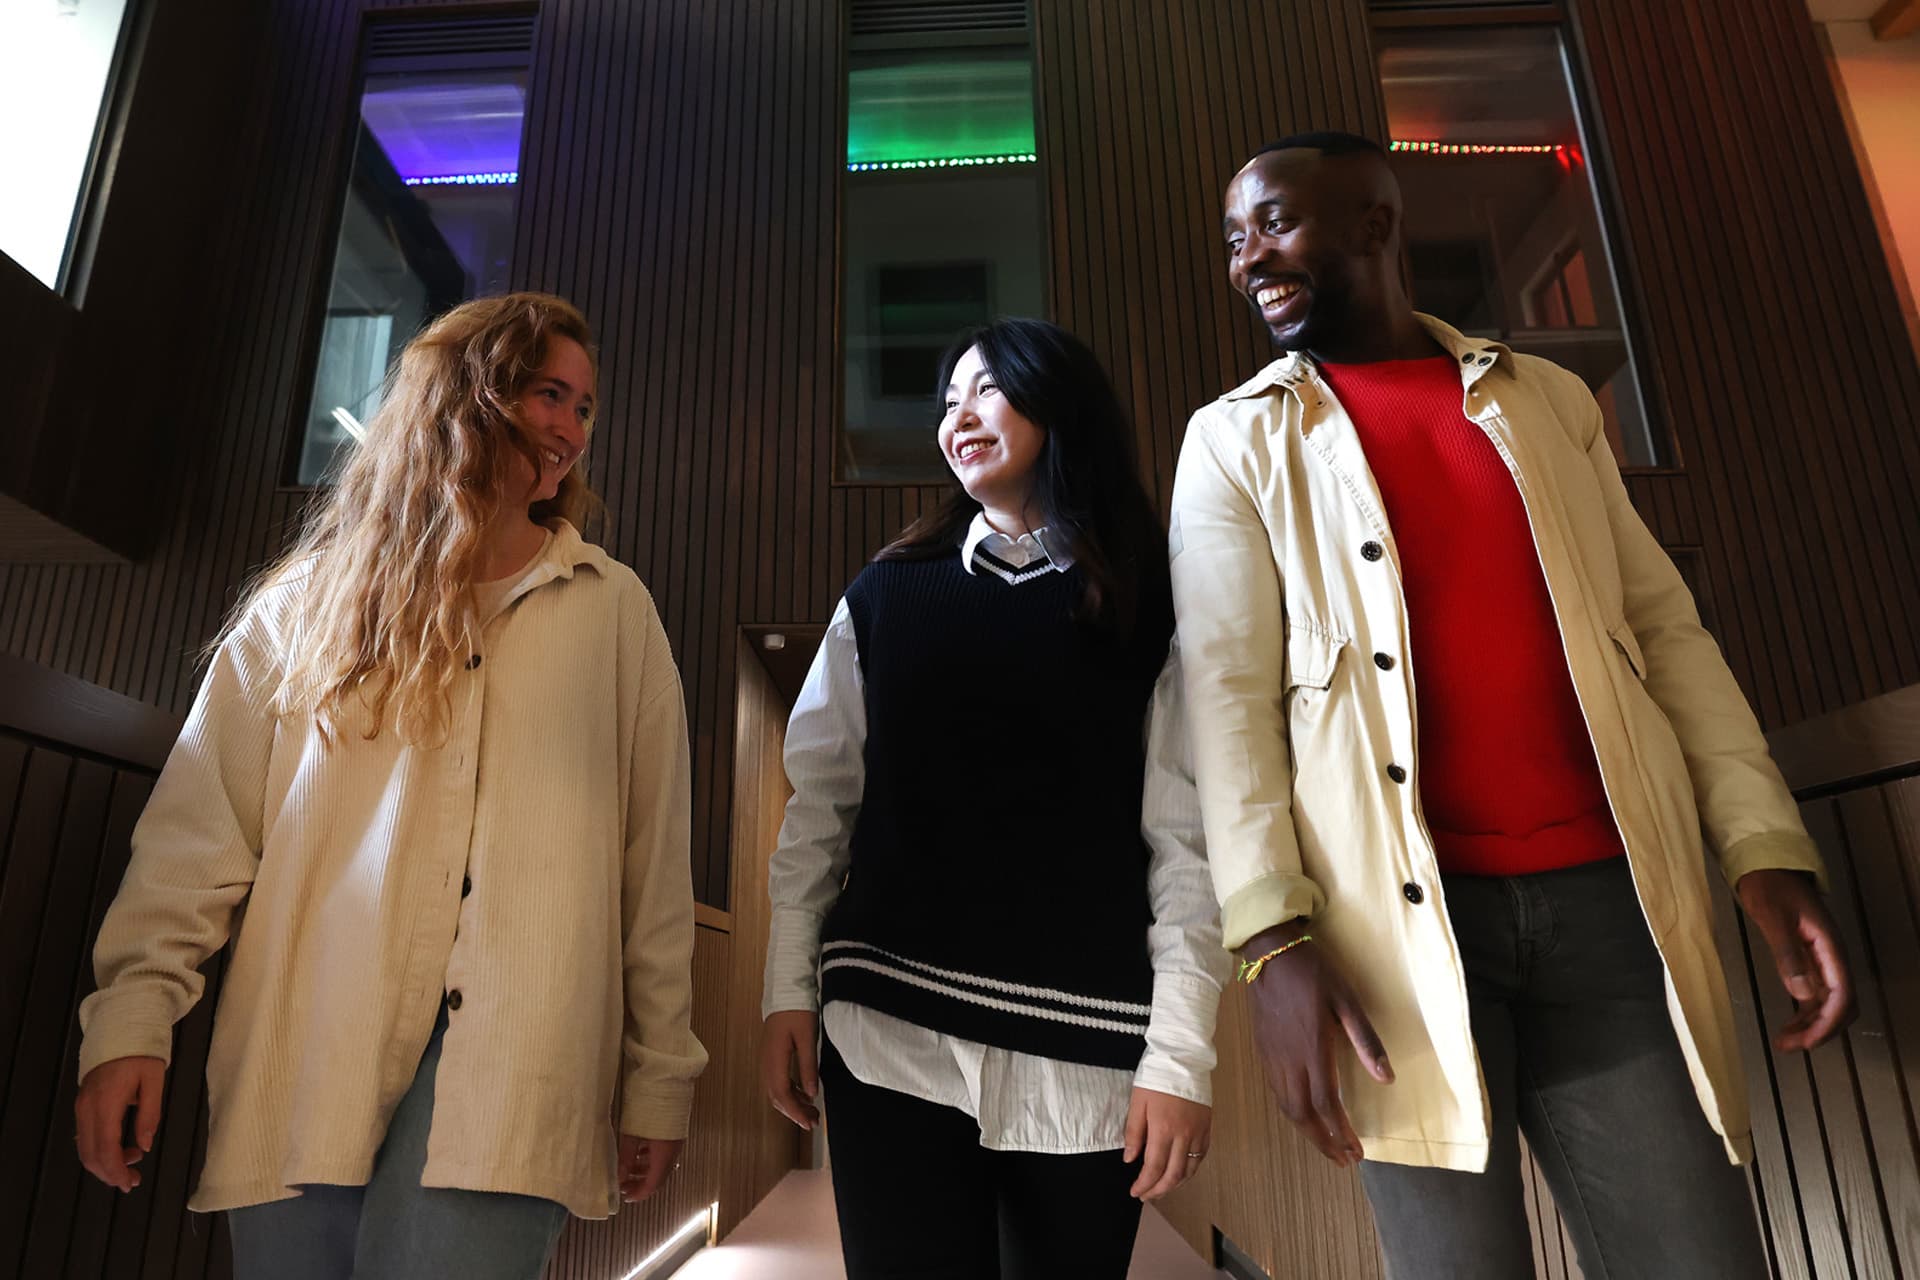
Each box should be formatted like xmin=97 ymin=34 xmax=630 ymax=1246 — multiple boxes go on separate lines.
xmin=293 ymin=20 xmax=532 ymax=485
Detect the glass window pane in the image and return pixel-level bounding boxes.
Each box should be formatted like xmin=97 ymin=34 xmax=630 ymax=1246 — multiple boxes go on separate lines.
xmin=0 ymin=0 xmax=133 ymax=292
xmin=841 ymin=48 xmax=1045 ymax=483
xmin=848 ymin=55 xmax=1038 ymax=167
xmin=296 ymin=66 xmax=528 ymax=485
xmin=1378 ymin=25 xmax=1660 ymax=467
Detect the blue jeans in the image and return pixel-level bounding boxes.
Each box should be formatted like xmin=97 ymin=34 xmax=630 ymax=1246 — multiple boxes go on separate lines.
xmin=226 ymin=1006 xmax=568 ymax=1280
xmin=1358 ymin=856 xmax=1768 ymax=1280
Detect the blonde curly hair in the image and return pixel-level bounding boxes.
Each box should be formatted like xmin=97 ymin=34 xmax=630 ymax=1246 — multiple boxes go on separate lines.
xmin=231 ymin=292 xmax=602 ymax=744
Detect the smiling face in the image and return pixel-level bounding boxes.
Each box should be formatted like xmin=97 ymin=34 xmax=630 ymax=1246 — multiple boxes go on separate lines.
xmin=938 ymin=344 xmax=1047 ymax=524
xmin=1223 ymin=148 xmax=1395 ymax=355
xmin=507 ymin=336 xmax=595 ymax=506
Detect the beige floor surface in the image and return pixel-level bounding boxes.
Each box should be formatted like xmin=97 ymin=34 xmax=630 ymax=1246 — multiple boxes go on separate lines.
xmin=670 ymin=1168 xmax=1228 ymax=1280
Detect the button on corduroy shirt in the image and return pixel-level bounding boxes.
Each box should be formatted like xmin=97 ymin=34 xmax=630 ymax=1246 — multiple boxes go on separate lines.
xmin=77 ymin=521 xmax=708 ymax=1218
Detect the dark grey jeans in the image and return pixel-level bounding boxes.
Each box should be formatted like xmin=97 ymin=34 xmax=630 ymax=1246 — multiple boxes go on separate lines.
xmin=1358 ymin=856 xmax=1768 ymax=1280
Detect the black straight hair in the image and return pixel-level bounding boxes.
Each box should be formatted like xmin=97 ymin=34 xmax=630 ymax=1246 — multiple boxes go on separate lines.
xmin=875 ymin=317 xmax=1169 ymax=641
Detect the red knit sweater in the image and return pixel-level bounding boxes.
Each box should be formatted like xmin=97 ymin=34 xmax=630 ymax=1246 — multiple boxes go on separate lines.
xmin=1317 ymin=354 xmax=1624 ymax=878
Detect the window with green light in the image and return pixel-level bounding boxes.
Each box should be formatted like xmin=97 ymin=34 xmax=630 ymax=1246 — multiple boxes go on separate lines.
xmin=847 ymin=53 xmax=1038 ymax=171
xmin=838 ymin=21 xmax=1046 ymax=484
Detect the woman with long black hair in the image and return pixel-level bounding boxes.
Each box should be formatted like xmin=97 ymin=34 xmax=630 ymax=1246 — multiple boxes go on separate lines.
xmin=760 ymin=318 xmax=1225 ymax=1278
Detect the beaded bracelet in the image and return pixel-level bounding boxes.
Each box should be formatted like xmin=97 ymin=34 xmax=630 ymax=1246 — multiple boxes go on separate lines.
xmin=1236 ymin=933 xmax=1314 ymax=985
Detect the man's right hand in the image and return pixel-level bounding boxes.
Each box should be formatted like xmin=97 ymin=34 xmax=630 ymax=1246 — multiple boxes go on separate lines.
xmin=1242 ymin=923 xmax=1392 ymax=1167
xmin=75 ymin=1056 xmax=166 ymax=1192
xmin=761 ymin=1010 xmax=821 ymax=1131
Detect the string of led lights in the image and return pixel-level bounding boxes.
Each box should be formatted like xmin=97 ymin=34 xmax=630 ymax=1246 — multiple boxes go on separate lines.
xmin=402 ymin=170 xmax=519 ymax=186
xmin=844 ymin=143 xmax=1569 ymax=172
xmin=847 ymin=152 xmax=1040 ymax=172
xmin=401 ymin=142 xmax=1566 ymax=187
xmin=1390 ymin=141 xmax=1568 ymax=156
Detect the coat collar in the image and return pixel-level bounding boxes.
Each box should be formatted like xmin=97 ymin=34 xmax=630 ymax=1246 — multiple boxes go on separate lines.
xmin=1221 ymin=313 xmax=1512 ymax=402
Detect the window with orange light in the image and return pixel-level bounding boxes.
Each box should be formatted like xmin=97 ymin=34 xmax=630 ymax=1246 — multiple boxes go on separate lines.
xmin=1375 ymin=21 xmax=1662 ymax=468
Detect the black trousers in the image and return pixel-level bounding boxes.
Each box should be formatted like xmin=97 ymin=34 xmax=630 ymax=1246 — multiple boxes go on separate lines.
xmin=820 ymin=1035 xmax=1146 ymax=1280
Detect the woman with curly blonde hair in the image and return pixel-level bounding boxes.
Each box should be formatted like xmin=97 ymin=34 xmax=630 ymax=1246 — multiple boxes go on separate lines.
xmin=73 ymin=293 xmax=706 ymax=1280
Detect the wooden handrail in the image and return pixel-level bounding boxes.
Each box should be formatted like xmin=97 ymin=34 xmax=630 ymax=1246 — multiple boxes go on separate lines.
xmin=0 ymin=653 xmax=182 ymax=771
xmin=1765 ymin=682 xmax=1920 ymax=800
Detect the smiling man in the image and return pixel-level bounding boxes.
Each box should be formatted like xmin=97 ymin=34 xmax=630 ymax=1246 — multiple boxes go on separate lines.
xmin=1166 ymin=131 xmax=1854 ymax=1277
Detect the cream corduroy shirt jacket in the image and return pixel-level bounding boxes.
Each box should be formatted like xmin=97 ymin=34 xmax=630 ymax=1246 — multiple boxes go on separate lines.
xmin=76 ymin=522 xmax=707 ymax=1218
xmin=1169 ymin=316 xmax=1825 ymax=1172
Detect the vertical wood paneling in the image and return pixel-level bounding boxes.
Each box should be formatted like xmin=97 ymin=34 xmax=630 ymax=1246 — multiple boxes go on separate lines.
xmin=1572 ymin=0 xmax=1920 ymax=731
xmin=0 ymin=0 xmax=850 ymax=914
xmin=2 ymin=1 xmax=1919 ymax=1276
xmin=4 ymin=0 xmax=1913 ymax=905
xmin=1158 ymin=972 xmax=1386 ymax=1279
xmin=1520 ymin=1138 xmax=1585 ymax=1280
xmin=715 ymin=635 xmax=812 ymax=1239
xmin=1036 ymin=0 xmax=1385 ymax=506
xmin=1702 ymin=777 xmax=1920 ymax=1280
xmin=0 ymin=723 xmax=235 ymax=1280
xmin=1688 ymin=684 xmax=1920 ymax=1280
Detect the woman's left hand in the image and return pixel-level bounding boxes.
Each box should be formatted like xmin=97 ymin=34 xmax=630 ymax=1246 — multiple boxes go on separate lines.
xmin=617 ymin=1134 xmax=684 ymax=1203
xmin=1123 ymin=1087 xmax=1212 ymax=1202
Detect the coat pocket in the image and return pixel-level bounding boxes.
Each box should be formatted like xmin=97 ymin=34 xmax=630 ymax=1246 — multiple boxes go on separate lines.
xmin=1608 ymin=620 xmax=1648 ymax=681
xmin=1285 ymin=624 xmax=1346 ymax=692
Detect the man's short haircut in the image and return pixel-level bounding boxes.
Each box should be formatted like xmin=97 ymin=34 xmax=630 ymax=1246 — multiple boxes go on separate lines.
xmin=1248 ymin=131 xmax=1388 ymax=165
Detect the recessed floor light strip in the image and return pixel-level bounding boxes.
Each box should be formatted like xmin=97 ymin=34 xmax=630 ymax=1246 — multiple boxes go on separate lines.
xmin=619 ymin=1203 xmax=717 ymax=1280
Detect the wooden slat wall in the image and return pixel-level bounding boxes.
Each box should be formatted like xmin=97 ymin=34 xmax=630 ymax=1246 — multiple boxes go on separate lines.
xmin=1578 ymin=0 xmax=1920 ymax=730
xmin=1520 ymin=1146 xmax=1586 ymax=1280
xmin=0 ymin=647 xmax=797 ymax=1280
xmin=1712 ymin=684 xmax=1920 ymax=1280
xmin=714 ymin=635 xmax=812 ymax=1238
xmin=3 ymin=0 xmax=1914 ymax=893
xmin=0 ymin=727 xmax=236 ymax=1280
xmin=2 ymin=0 xmax=1918 ymax=1274
xmin=0 ymin=0 xmax=949 ymax=911
xmin=1034 ymin=0 xmax=1385 ymax=508
xmin=1156 ymin=977 xmax=1386 ymax=1279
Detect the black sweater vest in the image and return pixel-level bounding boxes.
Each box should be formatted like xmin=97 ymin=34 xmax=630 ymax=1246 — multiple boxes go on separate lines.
xmin=818 ymin=551 xmax=1173 ymax=1070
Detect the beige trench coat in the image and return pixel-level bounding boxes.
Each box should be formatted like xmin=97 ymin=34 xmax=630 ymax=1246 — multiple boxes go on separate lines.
xmin=1168 ymin=315 xmax=1823 ymax=1170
